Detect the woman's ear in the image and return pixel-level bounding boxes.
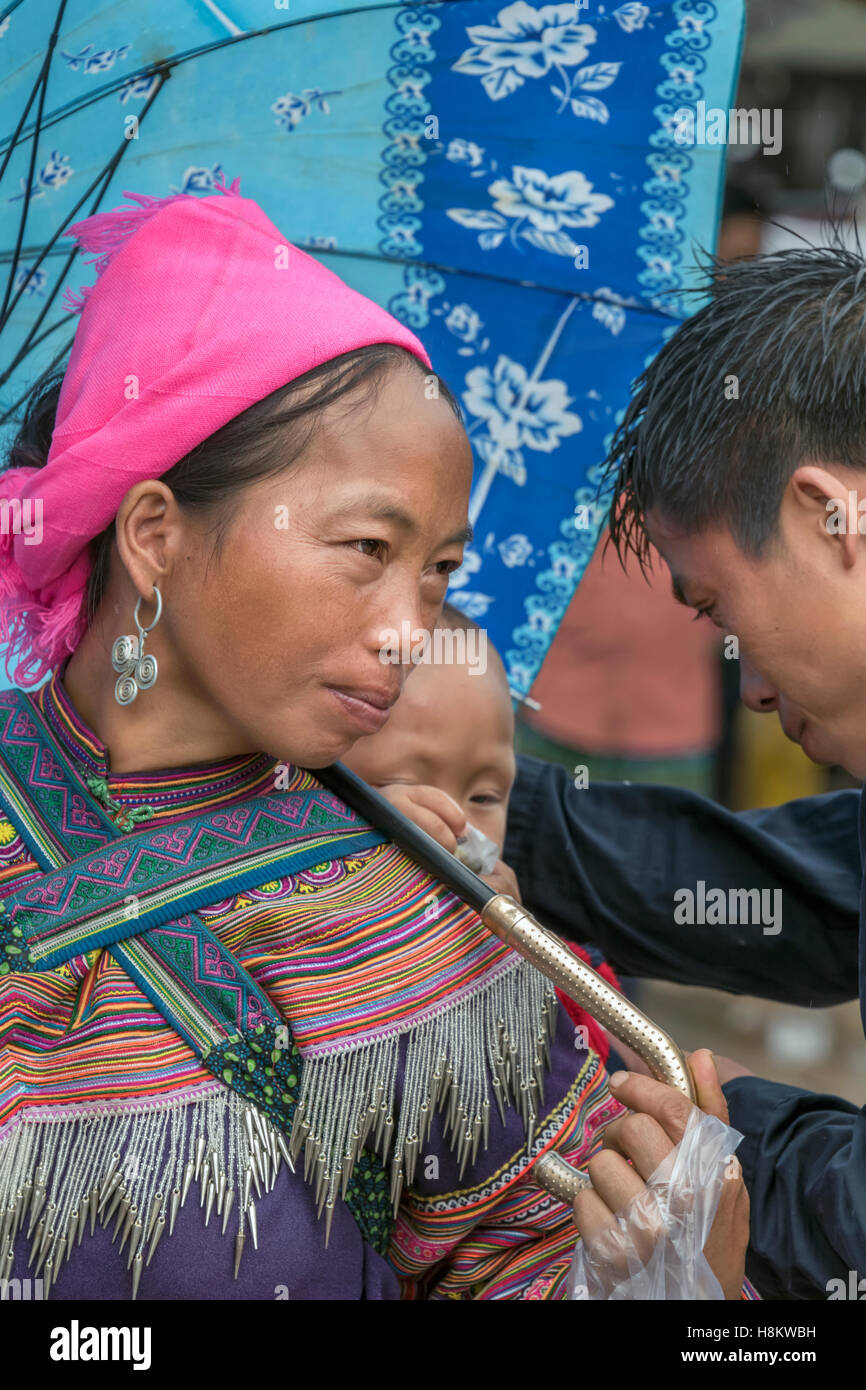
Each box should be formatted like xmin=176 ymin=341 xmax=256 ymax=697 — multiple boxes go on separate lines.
xmin=113 ymin=480 xmax=178 ymax=597
xmin=790 ymin=463 xmax=862 ymax=570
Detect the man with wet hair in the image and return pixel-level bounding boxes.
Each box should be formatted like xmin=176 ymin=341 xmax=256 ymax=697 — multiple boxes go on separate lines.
xmin=506 ymin=238 xmax=866 ymax=1300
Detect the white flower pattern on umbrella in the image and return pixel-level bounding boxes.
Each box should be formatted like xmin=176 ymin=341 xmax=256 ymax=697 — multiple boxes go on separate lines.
xmin=591 ymin=287 xmax=640 ymax=336
xmin=8 ymin=150 xmax=73 ymax=202
xmin=451 ymin=2 xmax=624 ymax=121
xmin=13 ymin=265 xmax=48 ymax=298
xmin=489 ymin=166 xmax=614 ymax=232
xmin=453 ymin=3 xmax=596 ymax=99
xmin=613 ymin=3 xmax=650 ymax=32
xmin=447 ymin=590 xmax=495 ymax=620
xmin=437 ymin=301 xmax=492 ymax=356
xmin=271 ymin=87 xmax=343 ymax=132
xmin=464 ymin=354 xmax=582 ymax=452
xmin=498 ymin=534 xmax=534 ymax=567
xmin=475 ymin=434 xmax=527 ymax=486
xmin=447 ymin=164 xmax=614 ymax=257
xmin=445 ymin=138 xmax=486 ymax=167
xmin=60 ymin=43 xmax=130 ymax=74
xmin=445 ymin=303 xmax=485 ymax=343
xmin=461 ymin=350 xmax=582 ymax=525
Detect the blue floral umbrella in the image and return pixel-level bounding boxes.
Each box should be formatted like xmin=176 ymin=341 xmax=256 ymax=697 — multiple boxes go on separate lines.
xmin=0 ymin=0 xmax=745 ymax=695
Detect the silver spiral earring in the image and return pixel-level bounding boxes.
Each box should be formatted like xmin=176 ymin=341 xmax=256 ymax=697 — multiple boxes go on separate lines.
xmin=111 ymin=585 xmax=162 ymax=706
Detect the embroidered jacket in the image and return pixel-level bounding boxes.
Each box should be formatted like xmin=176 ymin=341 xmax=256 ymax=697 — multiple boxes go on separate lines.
xmin=0 ymin=671 xmax=622 ymax=1299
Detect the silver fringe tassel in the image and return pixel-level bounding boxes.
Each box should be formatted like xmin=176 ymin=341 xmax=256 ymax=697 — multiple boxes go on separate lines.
xmin=290 ymin=958 xmax=558 ymax=1221
xmin=0 ymin=1087 xmax=291 ymax=1299
xmin=0 ymin=960 xmax=558 ymax=1296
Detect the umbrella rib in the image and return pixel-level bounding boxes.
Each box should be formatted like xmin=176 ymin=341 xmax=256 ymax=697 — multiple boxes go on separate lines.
xmin=1 ymin=0 xmax=480 ymax=146
xmin=0 ymin=73 xmax=170 ymax=386
xmin=467 ymin=296 xmax=579 ymax=525
xmin=0 ymin=245 xmax=79 ymax=384
xmin=309 ymin=244 xmax=668 ymax=320
xmin=0 ymin=3 xmax=43 ymax=184
xmin=1 ymin=0 xmax=71 ymax=328
xmin=0 ymin=329 xmax=76 ymax=428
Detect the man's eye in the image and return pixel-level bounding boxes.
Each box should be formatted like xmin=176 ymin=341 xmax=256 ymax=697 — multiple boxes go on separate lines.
xmin=470 ymin=793 xmax=501 ymax=805
xmin=693 ymin=606 xmax=713 ymax=622
xmin=435 ymin=559 xmax=462 ymax=576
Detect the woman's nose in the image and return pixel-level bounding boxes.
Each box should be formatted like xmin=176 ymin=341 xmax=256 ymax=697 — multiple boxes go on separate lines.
xmin=369 ymin=594 xmax=429 ymax=667
xmin=739 ymin=657 xmax=779 ymax=713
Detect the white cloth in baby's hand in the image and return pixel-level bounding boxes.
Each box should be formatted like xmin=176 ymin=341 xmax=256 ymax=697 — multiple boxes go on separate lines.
xmin=453 ymin=821 xmax=500 ymax=875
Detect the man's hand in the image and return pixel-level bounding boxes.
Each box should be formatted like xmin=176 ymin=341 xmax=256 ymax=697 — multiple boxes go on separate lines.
xmin=690 ymin=1050 xmax=753 ymax=1085
xmin=572 ymin=1049 xmax=750 ymax=1299
xmin=603 ymin=1032 xmax=652 ymax=1076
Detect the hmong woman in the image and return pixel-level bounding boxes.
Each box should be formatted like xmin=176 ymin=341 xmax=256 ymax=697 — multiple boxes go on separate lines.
xmin=0 ymin=177 xmax=748 ymax=1299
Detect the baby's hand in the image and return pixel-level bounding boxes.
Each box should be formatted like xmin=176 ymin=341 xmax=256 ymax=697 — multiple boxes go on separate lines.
xmin=479 ymin=858 xmax=522 ymax=903
xmin=377 ymin=783 xmax=467 ymax=852
xmin=377 ymin=784 xmax=523 ymax=903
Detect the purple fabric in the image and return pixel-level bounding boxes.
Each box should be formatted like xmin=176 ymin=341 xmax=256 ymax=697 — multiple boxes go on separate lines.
xmin=10 ymin=1006 xmax=591 ymax=1300
xmin=11 ymin=1137 xmax=399 ymax=1301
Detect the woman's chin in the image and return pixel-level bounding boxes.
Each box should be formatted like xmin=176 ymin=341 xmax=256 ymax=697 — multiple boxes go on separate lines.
xmin=277 ymin=732 xmax=360 ymax=771
xmin=265 ymin=697 xmax=371 ymax=771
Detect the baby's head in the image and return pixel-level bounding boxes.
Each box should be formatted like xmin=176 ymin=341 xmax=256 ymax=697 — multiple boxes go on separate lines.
xmin=341 ymin=604 xmax=516 ymax=851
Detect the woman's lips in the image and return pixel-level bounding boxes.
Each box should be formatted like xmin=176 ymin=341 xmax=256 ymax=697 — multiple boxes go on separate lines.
xmin=326 ymin=686 xmax=393 ymax=733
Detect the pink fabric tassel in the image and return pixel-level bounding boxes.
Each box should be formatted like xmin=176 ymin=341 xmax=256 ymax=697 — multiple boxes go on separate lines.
xmin=62 ymin=173 xmax=242 ymax=315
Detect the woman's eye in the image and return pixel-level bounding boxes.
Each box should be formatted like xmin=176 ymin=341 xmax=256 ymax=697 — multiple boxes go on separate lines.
xmin=350 ymin=539 xmax=385 ymax=560
xmin=348 ymin=542 xmax=460 ymax=573
xmin=470 ymin=793 xmax=500 ymax=805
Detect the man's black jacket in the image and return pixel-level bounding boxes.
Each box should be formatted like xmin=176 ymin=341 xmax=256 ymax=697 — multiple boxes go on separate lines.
xmin=504 ymin=755 xmax=864 ymax=1300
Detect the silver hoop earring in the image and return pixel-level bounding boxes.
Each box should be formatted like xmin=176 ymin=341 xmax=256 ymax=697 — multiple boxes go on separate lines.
xmin=112 ymin=585 xmax=162 ymax=706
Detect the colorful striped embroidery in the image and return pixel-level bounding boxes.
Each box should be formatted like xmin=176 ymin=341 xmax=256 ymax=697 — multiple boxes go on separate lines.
xmin=0 ymin=672 xmax=596 ymax=1293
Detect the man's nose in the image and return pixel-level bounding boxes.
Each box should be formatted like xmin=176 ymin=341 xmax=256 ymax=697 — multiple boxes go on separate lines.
xmin=739 ymin=657 xmax=779 ymax=713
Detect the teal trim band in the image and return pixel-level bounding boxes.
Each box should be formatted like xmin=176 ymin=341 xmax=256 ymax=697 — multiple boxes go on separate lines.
xmin=26 ymin=826 xmax=387 ymax=971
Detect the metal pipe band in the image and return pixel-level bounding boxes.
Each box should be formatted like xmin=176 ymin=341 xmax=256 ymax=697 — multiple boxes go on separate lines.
xmin=480 ymin=893 xmax=696 ymax=1205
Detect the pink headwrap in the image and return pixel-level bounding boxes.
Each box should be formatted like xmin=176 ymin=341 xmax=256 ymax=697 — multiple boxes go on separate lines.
xmin=0 ymin=173 xmax=432 ymax=687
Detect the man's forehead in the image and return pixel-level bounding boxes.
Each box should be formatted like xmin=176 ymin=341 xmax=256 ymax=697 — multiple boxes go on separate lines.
xmin=648 ymin=509 xmax=740 ymax=568
xmin=665 ymin=550 xmax=720 ymax=606
xmin=645 ymin=505 xmax=691 ymax=548
xmin=669 ymin=571 xmax=690 ymax=605
xmin=646 ymin=526 xmax=724 ymax=606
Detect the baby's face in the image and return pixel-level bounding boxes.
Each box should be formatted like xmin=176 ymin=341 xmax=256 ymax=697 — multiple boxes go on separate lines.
xmin=341 ymin=647 xmax=516 ymax=852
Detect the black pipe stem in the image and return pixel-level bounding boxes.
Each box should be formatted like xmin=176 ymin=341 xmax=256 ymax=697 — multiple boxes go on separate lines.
xmin=313 ymin=761 xmax=495 ymax=916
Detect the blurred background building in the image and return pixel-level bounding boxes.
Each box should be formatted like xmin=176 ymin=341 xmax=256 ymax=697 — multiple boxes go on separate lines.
xmin=517 ymin=0 xmax=866 ymax=1104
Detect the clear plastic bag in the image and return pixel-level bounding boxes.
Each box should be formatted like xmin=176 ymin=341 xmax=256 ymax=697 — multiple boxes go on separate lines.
xmin=453 ymin=820 xmax=500 ymax=875
xmin=567 ymin=1106 xmax=744 ymax=1300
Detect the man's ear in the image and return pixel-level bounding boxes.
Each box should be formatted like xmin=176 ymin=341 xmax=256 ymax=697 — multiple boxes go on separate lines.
xmin=790 ymin=463 xmax=861 ymax=570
